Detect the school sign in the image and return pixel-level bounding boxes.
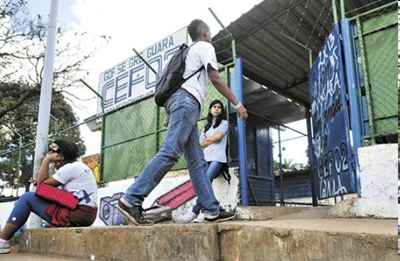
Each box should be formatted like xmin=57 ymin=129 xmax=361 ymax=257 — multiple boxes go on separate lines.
xmin=98 ymin=27 xmax=188 ymax=113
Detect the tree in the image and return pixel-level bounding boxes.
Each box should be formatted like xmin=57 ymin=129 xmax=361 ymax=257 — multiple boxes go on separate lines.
xmin=0 ymin=0 xmax=109 ymax=119
xmin=0 ymin=88 xmax=86 ymax=190
xmin=0 ymin=0 xmax=109 ymax=191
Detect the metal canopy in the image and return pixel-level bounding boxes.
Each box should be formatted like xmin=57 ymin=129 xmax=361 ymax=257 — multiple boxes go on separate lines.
xmin=212 ymin=0 xmax=393 ymax=124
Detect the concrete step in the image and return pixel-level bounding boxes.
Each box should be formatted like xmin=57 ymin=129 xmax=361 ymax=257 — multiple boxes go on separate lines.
xmin=219 ymin=219 xmax=397 ymax=261
xmin=0 ymin=253 xmax=89 ymax=260
xmin=15 ymin=207 xmax=397 ymax=261
xmin=236 ymin=206 xmax=315 ymax=220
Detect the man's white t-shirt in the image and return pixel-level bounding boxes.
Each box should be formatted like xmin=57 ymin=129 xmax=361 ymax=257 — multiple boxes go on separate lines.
xmin=52 ymin=161 xmax=98 ymax=208
xmin=181 ymin=41 xmax=219 ymax=108
xmin=199 ymin=120 xmax=229 ymax=163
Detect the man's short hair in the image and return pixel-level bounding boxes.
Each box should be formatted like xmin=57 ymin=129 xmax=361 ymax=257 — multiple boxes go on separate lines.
xmin=188 ymin=19 xmax=210 ymax=41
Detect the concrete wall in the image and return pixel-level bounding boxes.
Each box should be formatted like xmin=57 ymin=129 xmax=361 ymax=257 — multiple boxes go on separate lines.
xmin=331 ymin=144 xmax=397 ymax=218
xmin=95 ymin=168 xmax=240 ymax=226
xmin=0 ymin=201 xmax=16 ymax=229
xmin=0 ymin=169 xmax=239 ymax=228
xmin=358 ymin=144 xmax=397 ymax=217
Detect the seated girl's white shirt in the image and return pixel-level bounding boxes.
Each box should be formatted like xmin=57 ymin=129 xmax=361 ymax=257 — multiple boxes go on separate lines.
xmin=200 ymin=120 xmax=229 ymax=163
xmin=181 ymin=41 xmax=219 ymax=109
xmin=52 ymin=161 xmax=98 ymax=207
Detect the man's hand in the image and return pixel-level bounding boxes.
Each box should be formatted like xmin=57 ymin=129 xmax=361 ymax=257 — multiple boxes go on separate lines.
xmin=233 ymin=102 xmax=248 ymax=120
xmin=237 ymin=104 xmax=248 ymax=120
xmin=208 ymin=68 xmax=248 ymax=120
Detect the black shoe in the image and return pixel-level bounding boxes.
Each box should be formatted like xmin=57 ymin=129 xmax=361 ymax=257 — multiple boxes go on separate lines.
xmin=204 ymin=209 xmax=236 ymax=223
xmin=117 ymin=199 xmax=153 ymax=225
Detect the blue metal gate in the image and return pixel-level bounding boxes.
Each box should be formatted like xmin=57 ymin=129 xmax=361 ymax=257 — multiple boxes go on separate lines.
xmin=309 ymin=24 xmax=358 ymax=199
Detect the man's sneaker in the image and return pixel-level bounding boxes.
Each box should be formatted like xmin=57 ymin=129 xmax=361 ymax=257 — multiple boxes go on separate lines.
xmin=175 ymin=210 xmax=197 ymax=224
xmin=0 ymin=239 xmax=10 ymax=254
xmin=192 ymin=212 xmax=205 ymax=223
xmin=117 ymin=198 xmax=153 ymax=225
xmin=204 ymin=209 xmax=235 ymax=223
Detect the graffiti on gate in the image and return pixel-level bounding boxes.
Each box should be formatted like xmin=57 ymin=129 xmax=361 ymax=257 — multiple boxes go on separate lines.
xmin=309 ymin=24 xmax=357 ymax=199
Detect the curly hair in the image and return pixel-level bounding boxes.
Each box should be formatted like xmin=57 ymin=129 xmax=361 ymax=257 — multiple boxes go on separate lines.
xmin=53 ymin=139 xmax=80 ymax=163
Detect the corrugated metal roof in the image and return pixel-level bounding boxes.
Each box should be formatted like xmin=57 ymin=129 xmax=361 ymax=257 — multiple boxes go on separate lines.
xmin=212 ymin=0 xmax=393 ymax=124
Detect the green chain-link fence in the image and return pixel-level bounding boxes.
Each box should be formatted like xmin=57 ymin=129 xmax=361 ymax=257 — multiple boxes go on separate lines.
xmin=102 ymin=66 xmax=231 ymax=183
xmin=351 ymin=4 xmax=398 ymax=143
xmin=0 ymin=110 xmax=98 ymax=196
xmin=0 ymin=139 xmax=35 ymax=197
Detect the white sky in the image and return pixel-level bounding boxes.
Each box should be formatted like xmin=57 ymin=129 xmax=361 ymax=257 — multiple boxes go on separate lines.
xmin=26 ymin=0 xmax=309 ymax=164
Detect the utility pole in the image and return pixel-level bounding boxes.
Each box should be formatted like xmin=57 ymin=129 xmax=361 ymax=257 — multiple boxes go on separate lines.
xmin=29 ymin=0 xmax=59 ymax=228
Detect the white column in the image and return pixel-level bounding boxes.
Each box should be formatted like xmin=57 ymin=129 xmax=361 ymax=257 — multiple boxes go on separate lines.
xmin=29 ymin=0 xmax=59 ymax=228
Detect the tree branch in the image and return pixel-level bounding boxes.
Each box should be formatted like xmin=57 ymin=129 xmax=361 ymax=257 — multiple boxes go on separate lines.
xmin=0 ymin=52 xmax=28 ymax=59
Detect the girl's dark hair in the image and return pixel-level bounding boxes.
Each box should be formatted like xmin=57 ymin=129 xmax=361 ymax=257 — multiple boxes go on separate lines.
xmin=53 ymin=139 xmax=80 ymax=164
xmin=204 ymin=100 xmax=226 ymax=134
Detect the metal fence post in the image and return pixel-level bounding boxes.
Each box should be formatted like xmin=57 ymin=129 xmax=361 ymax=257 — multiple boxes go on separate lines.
xmin=80 ymin=79 xmax=105 ymax=184
xmin=341 ymin=20 xmax=363 ymax=149
xmin=155 ymin=107 xmax=161 ymax=152
xmin=99 ymin=101 xmax=105 ymax=184
xmin=306 ymin=109 xmax=318 ymax=206
xmin=339 ymin=0 xmax=345 ymax=19
xmin=232 ymin=58 xmax=249 ymax=206
xmin=341 ymin=18 xmax=363 ymax=196
xmin=17 ymin=133 xmax=22 ymax=196
xmin=355 ymin=17 xmax=376 ymax=144
xmin=278 ymin=126 xmax=284 ymax=206
xmin=306 ymin=46 xmax=318 ymax=206
xmin=331 ymin=0 xmax=339 ymax=24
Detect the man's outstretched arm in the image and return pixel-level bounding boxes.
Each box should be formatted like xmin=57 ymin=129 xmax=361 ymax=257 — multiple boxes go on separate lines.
xmin=208 ymin=66 xmax=248 ymax=119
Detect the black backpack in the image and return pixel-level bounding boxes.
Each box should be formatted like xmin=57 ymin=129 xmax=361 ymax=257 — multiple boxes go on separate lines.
xmin=154 ymin=42 xmax=203 ymax=107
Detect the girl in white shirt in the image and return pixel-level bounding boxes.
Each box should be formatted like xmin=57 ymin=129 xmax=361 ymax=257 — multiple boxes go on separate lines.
xmin=176 ymin=100 xmax=229 ymax=223
xmin=0 ymin=140 xmax=98 ymax=254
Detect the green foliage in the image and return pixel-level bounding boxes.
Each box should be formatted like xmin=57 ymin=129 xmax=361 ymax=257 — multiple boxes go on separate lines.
xmin=0 ymin=1 xmax=106 ymax=190
xmin=0 ymin=88 xmax=86 ymax=188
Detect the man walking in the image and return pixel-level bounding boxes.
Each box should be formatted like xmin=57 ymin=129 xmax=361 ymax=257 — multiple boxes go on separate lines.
xmin=118 ymin=19 xmax=248 ymax=225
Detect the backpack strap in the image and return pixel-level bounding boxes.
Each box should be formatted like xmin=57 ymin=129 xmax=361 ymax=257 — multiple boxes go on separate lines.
xmin=220 ymin=163 xmax=231 ymax=184
xmin=183 ymin=65 xmax=204 ymax=83
xmin=182 ymin=41 xmax=205 ymax=83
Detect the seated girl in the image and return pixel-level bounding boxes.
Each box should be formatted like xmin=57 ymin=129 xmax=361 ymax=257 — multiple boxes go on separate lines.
xmin=0 ymin=139 xmax=98 ymax=254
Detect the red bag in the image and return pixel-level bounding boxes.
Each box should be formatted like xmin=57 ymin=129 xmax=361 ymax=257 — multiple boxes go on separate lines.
xmin=36 ymin=183 xmax=79 ymax=210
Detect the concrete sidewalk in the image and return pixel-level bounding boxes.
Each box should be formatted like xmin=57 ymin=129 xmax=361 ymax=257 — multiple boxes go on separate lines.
xmin=12 ymin=207 xmax=399 ymax=261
